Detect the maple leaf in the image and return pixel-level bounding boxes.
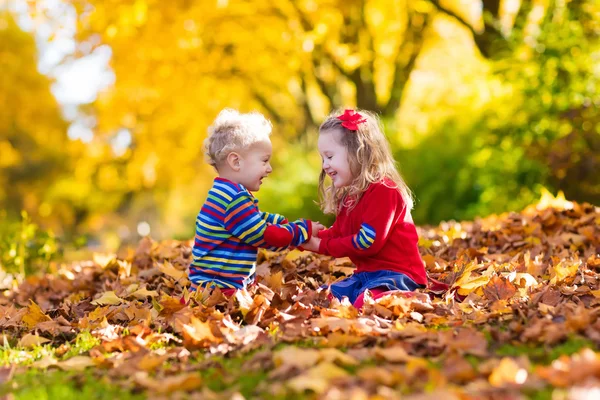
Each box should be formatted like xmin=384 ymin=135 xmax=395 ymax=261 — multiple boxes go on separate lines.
xmin=21 ymin=300 xmax=51 ymax=329
xmin=483 ymin=276 xmax=517 ymax=301
xmin=550 ymin=259 xmax=581 ymax=284
xmin=182 ymin=317 xmax=222 ymax=349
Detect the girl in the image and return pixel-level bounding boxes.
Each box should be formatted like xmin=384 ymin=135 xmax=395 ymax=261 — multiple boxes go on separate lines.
xmin=302 ymin=109 xmax=428 ymax=309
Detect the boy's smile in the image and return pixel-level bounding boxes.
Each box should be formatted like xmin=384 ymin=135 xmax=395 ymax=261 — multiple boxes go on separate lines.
xmin=239 ymin=138 xmax=273 ymax=191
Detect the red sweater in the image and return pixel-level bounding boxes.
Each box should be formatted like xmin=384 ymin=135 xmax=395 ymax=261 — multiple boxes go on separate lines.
xmin=317 ymin=179 xmax=427 ymax=286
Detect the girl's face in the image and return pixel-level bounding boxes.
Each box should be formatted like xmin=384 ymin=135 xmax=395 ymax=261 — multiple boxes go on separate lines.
xmin=318 ymin=129 xmax=354 ymax=188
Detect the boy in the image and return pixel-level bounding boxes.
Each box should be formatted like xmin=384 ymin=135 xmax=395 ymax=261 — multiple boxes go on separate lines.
xmin=188 ymin=109 xmax=322 ymax=294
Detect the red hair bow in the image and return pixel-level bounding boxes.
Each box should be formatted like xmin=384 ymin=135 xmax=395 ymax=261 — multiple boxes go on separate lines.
xmin=337 ymin=109 xmax=366 ymax=131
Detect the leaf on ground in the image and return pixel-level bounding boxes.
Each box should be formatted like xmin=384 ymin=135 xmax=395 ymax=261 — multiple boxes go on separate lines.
xmin=17 ymin=333 xmax=50 ymax=348
xmin=91 ymin=291 xmax=124 ymax=306
xmin=21 ymin=301 xmax=51 ymax=329
xmin=55 ymin=356 xmax=97 ymax=371
xmin=489 ymin=358 xmax=528 ymax=387
xmin=158 ymin=261 xmax=187 ymax=281
xmin=134 ymin=371 xmax=202 ymax=393
xmin=287 ymin=362 xmax=349 ymax=394
xmin=483 ymin=276 xmax=517 ymax=301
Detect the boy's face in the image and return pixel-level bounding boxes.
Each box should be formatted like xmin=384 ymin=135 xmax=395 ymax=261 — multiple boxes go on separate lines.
xmin=238 ymin=138 xmax=273 ymax=191
xmin=318 ymin=129 xmax=353 ymax=188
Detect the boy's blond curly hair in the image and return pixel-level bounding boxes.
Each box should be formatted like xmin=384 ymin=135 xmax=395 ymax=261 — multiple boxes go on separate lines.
xmin=204 ymin=109 xmax=272 ymax=168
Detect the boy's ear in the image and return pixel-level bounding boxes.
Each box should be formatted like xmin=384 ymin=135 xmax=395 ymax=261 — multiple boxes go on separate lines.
xmin=226 ymin=152 xmax=241 ymax=171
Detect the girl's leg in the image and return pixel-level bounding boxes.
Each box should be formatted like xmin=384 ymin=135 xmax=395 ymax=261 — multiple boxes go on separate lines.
xmin=326 ymin=274 xmax=363 ymax=304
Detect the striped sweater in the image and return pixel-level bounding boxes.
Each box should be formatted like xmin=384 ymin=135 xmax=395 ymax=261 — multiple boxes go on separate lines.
xmin=189 ymin=177 xmax=312 ymax=290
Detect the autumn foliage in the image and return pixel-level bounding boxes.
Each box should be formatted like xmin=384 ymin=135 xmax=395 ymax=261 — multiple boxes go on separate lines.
xmin=1 ymin=194 xmax=599 ymax=398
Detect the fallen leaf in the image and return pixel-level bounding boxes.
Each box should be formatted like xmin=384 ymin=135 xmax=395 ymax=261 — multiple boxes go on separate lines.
xmin=91 ymin=291 xmax=124 ymax=306
xmin=21 ymin=300 xmax=52 ymax=329
xmin=18 ymin=333 xmax=50 ymax=348
xmin=483 ymin=276 xmax=517 ymax=301
xmin=489 ymin=358 xmax=528 ymax=387
xmin=56 ymin=356 xmax=96 ymax=371
xmin=287 ymin=362 xmax=349 ymax=394
xmin=135 ymin=371 xmax=202 ymax=393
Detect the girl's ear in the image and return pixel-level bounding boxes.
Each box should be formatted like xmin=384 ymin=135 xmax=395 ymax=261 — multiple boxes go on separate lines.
xmin=226 ymin=152 xmax=241 ymax=171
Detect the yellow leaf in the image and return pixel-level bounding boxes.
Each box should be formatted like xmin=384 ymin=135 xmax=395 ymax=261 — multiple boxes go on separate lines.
xmin=56 ymin=356 xmax=96 ymax=371
xmin=287 ymin=362 xmax=349 ymax=394
xmin=374 ymin=346 xmax=413 ymax=363
xmin=489 ymin=358 xmax=528 ymax=387
xmin=182 ymin=317 xmax=221 ymax=349
xmin=590 ymin=290 xmax=600 ymax=298
xmin=134 ymin=371 xmax=202 ymax=393
xmin=93 ymin=253 xmax=117 ymax=268
xmin=91 ymin=291 xmax=124 ymax=305
xmin=274 ymin=347 xmax=320 ymax=368
xmin=21 ymin=301 xmax=51 ymax=329
xmin=319 ymin=348 xmax=359 ymax=366
xmin=18 ymin=333 xmax=50 ymax=348
xmin=129 ymin=287 xmax=159 ymax=300
xmin=457 ymin=274 xmax=491 ymax=296
xmin=158 ymin=262 xmax=186 ymax=281
xmin=550 ymin=259 xmax=581 ymax=284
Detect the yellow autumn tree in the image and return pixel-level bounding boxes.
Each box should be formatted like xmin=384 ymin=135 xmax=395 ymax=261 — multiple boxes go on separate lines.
xmin=0 ymin=11 xmax=70 ymax=227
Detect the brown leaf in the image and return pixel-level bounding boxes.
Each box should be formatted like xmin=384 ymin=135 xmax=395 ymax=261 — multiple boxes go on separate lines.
xmin=134 ymin=371 xmax=202 ymax=393
xmin=483 ymin=276 xmax=517 ymax=301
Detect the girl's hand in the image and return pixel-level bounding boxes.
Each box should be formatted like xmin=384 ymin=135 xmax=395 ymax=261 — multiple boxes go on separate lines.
xmin=302 ymin=236 xmax=321 ymax=253
xmin=312 ymin=221 xmax=325 ymax=237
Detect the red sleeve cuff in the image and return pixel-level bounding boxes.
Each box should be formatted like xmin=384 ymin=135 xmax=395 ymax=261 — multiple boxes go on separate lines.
xmin=264 ymin=225 xmax=293 ymax=247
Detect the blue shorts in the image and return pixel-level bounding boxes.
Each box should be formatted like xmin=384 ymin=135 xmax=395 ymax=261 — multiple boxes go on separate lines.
xmin=327 ymin=271 xmax=424 ymax=304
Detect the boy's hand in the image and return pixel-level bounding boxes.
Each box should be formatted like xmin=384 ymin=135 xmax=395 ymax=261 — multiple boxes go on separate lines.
xmin=302 ymin=236 xmax=321 ymax=253
xmin=312 ymin=221 xmax=325 ymax=237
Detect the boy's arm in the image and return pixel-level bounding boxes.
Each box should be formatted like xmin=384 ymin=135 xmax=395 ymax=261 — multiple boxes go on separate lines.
xmin=224 ymin=192 xmax=312 ymax=248
xmin=318 ymin=186 xmax=403 ymax=257
xmin=260 ymin=211 xmax=287 ymax=224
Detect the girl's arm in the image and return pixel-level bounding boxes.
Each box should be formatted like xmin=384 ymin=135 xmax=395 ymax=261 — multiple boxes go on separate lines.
xmin=317 ymin=219 xmax=339 ymax=240
xmin=317 ymin=185 xmax=404 ymax=257
xmin=224 ymin=192 xmax=312 ymax=248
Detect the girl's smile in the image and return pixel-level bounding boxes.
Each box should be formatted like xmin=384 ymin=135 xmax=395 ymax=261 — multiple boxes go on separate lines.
xmin=318 ymin=129 xmax=353 ymax=188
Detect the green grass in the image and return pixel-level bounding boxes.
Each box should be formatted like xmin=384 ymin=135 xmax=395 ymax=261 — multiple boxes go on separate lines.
xmin=494 ymin=335 xmax=595 ymax=364
xmin=1 ymin=369 xmax=144 ymax=400
xmin=0 ymin=331 xmax=100 ymax=367
xmin=1 ymin=334 xmax=595 ymax=399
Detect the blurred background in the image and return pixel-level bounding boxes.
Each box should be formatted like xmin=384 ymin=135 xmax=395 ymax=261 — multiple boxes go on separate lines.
xmin=1 ymin=0 xmax=599 ymax=259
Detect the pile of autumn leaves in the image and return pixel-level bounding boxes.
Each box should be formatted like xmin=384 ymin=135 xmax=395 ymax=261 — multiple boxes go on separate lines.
xmin=1 ymin=195 xmax=600 ymax=399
